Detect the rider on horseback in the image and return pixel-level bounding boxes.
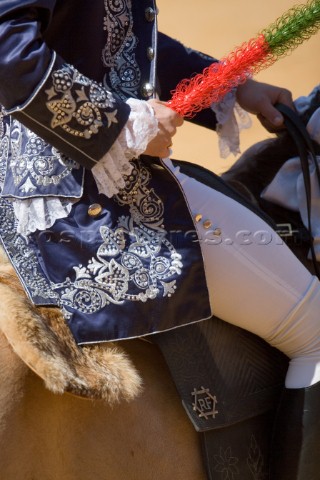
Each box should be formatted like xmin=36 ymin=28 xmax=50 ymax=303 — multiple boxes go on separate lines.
xmin=0 ymin=1 xmax=319 ymax=478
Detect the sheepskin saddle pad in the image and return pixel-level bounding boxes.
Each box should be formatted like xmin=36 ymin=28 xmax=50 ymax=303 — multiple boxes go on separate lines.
xmin=0 ymin=248 xmax=142 ymax=405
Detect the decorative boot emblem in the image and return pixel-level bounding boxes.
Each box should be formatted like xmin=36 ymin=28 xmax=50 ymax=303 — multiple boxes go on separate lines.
xmin=191 ymin=386 xmax=218 ymax=419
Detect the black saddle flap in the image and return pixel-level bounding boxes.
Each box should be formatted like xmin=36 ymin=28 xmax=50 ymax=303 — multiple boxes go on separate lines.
xmin=154 ymin=317 xmax=288 ymax=432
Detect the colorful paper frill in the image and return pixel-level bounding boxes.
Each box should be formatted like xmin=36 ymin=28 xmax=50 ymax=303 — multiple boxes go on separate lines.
xmin=168 ymin=0 xmax=320 ymax=117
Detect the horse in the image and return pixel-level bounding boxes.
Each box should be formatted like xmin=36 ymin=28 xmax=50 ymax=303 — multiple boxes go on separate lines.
xmin=0 ymin=95 xmax=318 ymax=480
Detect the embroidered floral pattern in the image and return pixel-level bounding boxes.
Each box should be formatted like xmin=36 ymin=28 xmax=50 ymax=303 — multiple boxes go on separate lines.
xmin=0 ymin=199 xmax=59 ymax=304
xmin=102 ymin=0 xmax=141 ymax=99
xmin=0 ymin=125 xmax=8 ymax=188
xmin=213 ymin=446 xmax=240 ymax=479
xmin=46 ymin=64 xmax=118 ymax=139
xmin=3 ymin=118 xmax=81 ymax=197
xmin=247 ymin=435 xmax=266 ymax=480
xmin=0 ymin=105 xmax=4 ymax=138
xmin=51 ymin=161 xmax=183 ymax=314
xmin=0 ymin=121 xmax=58 ymax=304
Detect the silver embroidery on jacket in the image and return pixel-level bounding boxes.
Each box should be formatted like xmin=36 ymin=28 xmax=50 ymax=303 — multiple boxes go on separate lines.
xmin=51 ymin=161 xmax=183 ymax=314
xmin=0 ymin=199 xmax=59 ymax=303
xmin=0 ymin=105 xmax=4 ymax=138
xmin=102 ymin=0 xmax=141 ymax=99
xmin=0 ymin=122 xmax=58 ymax=303
xmin=4 ymin=118 xmax=80 ymax=195
xmin=46 ymin=64 xmax=118 ymax=139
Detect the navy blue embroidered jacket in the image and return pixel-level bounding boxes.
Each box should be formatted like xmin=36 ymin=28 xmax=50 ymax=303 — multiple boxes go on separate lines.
xmin=0 ymin=0 xmax=214 ymax=343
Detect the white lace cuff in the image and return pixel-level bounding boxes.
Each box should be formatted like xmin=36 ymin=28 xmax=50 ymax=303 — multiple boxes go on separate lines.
xmin=92 ymin=98 xmax=159 ymax=197
xmin=12 ymin=196 xmax=77 ymax=238
xmin=211 ymin=90 xmax=252 ymax=158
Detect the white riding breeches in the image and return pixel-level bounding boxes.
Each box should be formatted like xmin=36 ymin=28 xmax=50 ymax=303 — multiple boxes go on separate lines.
xmin=166 ymin=159 xmax=320 ymax=389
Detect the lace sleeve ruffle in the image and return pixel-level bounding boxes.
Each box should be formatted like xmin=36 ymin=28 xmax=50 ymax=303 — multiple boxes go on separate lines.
xmin=12 ymin=196 xmax=77 ymax=238
xmin=91 ymin=98 xmax=159 ymax=197
xmin=211 ymin=90 xmax=252 ymax=158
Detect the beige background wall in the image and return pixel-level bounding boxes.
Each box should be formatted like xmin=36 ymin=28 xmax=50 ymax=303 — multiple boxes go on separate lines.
xmin=158 ymin=0 xmax=320 ymax=174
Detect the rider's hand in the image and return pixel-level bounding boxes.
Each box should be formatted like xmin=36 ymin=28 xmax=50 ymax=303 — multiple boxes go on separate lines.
xmin=236 ymin=79 xmax=294 ymax=133
xmin=144 ymin=99 xmax=184 ymax=158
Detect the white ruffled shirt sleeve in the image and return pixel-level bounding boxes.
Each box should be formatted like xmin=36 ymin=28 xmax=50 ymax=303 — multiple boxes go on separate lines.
xmin=92 ymin=98 xmax=158 ymax=197
xmin=211 ymin=89 xmax=252 ymax=158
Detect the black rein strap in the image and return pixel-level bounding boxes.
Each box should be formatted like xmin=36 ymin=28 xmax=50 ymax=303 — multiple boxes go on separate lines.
xmin=275 ymin=103 xmax=320 ymax=279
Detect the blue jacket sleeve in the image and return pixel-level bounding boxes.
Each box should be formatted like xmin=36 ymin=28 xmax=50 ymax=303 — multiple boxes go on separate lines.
xmin=157 ymin=32 xmax=218 ymax=130
xmin=0 ymin=0 xmax=130 ymax=169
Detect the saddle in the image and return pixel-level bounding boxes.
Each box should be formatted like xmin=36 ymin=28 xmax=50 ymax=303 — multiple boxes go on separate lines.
xmin=154 ymin=319 xmax=287 ymax=480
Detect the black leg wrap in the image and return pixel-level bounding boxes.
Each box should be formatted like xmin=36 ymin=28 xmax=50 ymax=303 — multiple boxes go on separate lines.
xmin=270 ymin=381 xmax=320 ymax=480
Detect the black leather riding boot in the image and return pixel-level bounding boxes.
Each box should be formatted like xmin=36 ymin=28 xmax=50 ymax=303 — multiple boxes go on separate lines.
xmin=270 ymin=381 xmax=320 ymax=480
